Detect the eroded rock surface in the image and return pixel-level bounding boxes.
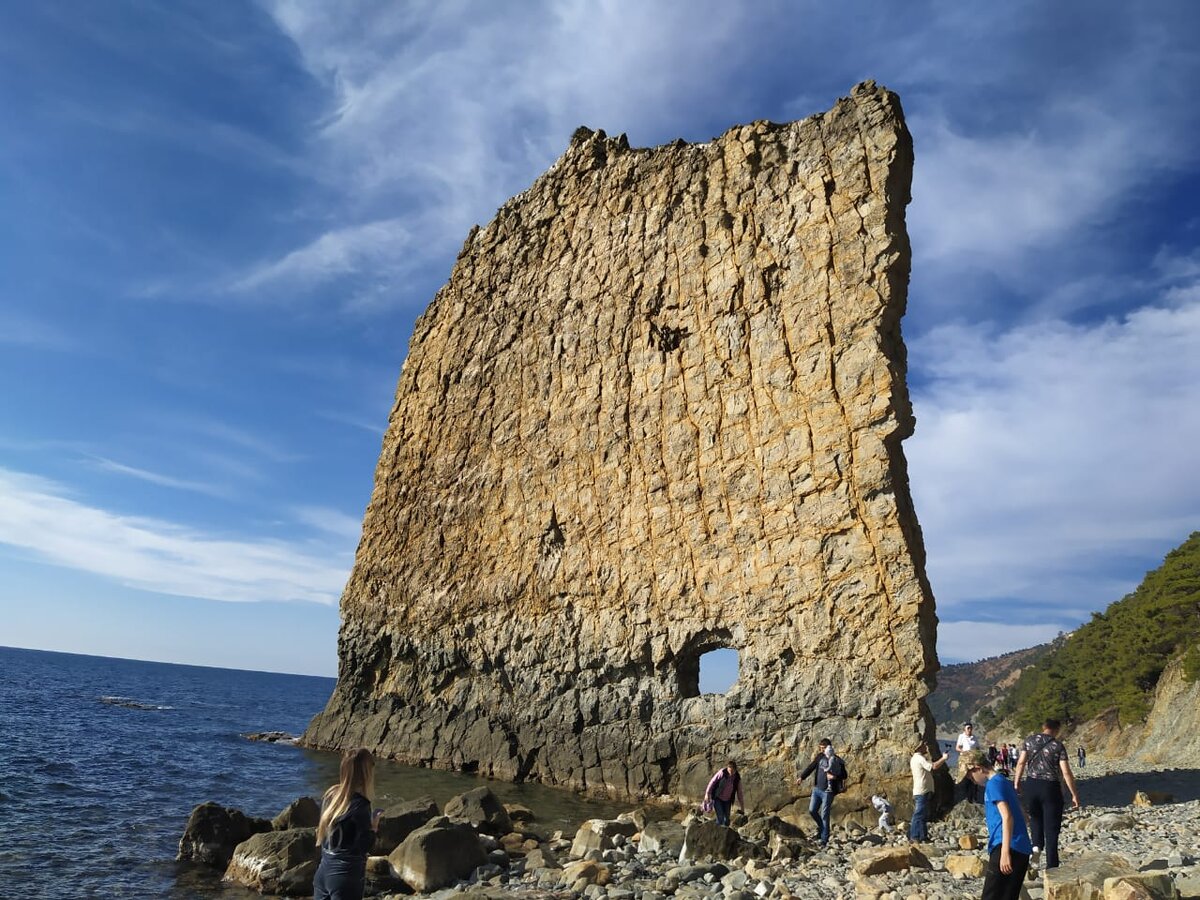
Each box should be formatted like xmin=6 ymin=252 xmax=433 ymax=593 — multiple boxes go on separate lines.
xmin=303 ymin=81 xmax=939 ymax=810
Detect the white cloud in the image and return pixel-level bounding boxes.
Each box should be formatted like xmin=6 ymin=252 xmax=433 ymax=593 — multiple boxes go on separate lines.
xmin=938 ymin=621 xmax=1066 ymax=664
xmin=89 ymin=456 xmax=229 ymax=498
xmin=232 ymin=218 xmax=413 ymax=292
xmin=292 ymin=505 xmax=363 ymax=541
xmin=0 ymin=467 xmax=350 ymax=605
xmin=908 ymin=295 xmax=1200 ymax=619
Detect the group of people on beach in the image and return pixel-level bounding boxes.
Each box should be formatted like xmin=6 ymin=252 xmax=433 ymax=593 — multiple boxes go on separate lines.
xmin=702 ymin=718 xmax=1084 ymax=900
xmin=311 ymin=717 xmax=1084 ymax=900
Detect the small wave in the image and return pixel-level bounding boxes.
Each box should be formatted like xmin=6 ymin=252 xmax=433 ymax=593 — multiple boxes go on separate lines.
xmin=99 ymin=696 xmax=174 ymax=711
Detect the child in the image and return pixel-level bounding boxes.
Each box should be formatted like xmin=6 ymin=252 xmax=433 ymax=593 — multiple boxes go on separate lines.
xmin=959 ymin=749 xmax=1032 ymax=900
xmin=871 ymin=793 xmax=894 ymax=832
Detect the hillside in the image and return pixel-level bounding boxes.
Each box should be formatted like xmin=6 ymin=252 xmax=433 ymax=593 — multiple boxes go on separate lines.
xmin=927 ymin=639 xmax=1062 ymax=734
xmin=997 ymin=532 xmax=1200 ymax=735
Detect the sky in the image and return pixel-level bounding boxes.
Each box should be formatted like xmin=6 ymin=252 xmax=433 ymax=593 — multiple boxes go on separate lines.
xmin=1 ymin=0 xmax=1198 ymax=680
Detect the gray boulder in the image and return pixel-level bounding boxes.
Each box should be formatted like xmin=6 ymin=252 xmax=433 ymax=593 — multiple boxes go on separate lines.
xmin=272 ymin=796 xmax=320 ymax=831
xmin=374 ymin=796 xmax=440 ymax=854
xmin=389 ymin=817 xmax=488 ymax=892
xmin=679 ymin=821 xmax=756 ymax=862
xmin=570 ymin=818 xmax=638 ymax=858
xmin=444 ymin=786 xmax=512 ymax=835
xmin=638 ymin=821 xmax=686 ymax=855
xmin=223 ymin=827 xmax=319 ymax=896
xmin=178 ymin=801 xmax=272 ymax=869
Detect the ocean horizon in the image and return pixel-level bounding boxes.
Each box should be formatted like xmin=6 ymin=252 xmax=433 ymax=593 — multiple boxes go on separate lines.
xmin=0 ymin=645 xmax=624 ymax=899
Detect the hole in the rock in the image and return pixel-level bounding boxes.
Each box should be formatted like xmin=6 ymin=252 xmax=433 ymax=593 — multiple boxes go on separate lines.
xmin=678 ymin=643 xmax=740 ymax=698
xmin=699 ymin=648 xmax=739 ymax=695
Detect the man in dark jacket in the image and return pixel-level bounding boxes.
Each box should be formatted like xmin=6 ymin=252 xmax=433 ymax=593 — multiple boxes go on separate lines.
xmin=797 ymin=738 xmax=847 ymax=846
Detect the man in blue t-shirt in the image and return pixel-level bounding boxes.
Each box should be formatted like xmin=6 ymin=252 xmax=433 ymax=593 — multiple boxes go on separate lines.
xmin=960 ymin=750 xmax=1032 ymax=900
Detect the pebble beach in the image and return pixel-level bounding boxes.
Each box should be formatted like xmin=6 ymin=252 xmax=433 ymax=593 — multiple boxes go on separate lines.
xmin=385 ymin=758 xmax=1200 ymax=900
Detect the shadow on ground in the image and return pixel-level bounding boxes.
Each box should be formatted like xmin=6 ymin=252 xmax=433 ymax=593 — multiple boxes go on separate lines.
xmin=1077 ymin=768 xmax=1200 ymax=807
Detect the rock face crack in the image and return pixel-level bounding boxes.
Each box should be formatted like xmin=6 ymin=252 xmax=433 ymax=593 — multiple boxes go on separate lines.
xmin=303 ymin=81 xmax=940 ymax=812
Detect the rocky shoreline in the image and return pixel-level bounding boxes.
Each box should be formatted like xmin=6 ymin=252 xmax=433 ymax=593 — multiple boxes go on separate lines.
xmin=178 ymin=760 xmax=1199 ymax=900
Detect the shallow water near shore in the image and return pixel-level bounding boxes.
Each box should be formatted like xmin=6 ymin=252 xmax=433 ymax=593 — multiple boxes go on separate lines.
xmin=0 ymin=646 xmax=629 ymax=899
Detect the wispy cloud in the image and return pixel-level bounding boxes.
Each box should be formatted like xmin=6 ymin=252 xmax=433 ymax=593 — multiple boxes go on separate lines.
xmin=88 ymin=456 xmax=229 ymax=498
xmin=231 ymin=217 xmax=413 ymax=293
xmin=292 ymin=505 xmax=363 ymax=541
xmin=908 ymin=292 xmax=1200 ymax=622
xmin=0 ymin=467 xmax=349 ymax=605
xmin=0 ymin=313 xmax=76 ymax=350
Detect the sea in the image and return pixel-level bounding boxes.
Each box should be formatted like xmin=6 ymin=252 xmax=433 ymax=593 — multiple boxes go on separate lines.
xmin=0 ymin=646 xmax=628 ymax=899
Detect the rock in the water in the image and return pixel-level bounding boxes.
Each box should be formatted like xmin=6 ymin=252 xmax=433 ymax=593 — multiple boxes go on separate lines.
xmin=389 ymin=818 xmax=487 ymax=892
xmin=177 ymin=801 xmax=272 ymax=869
xmin=300 ymin=80 xmax=940 ymax=811
xmin=505 ymin=803 xmax=537 ymax=824
xmin=639 ymin=820 xmax=687 ymax=855
xmin=850 ymin=844 xmax=932 ymax=876
xmin=374 ymin=796 xmax=440 ymax=854
xmin=444 ymin=786 xmax=512 ymax=834
xmin=272 ymin=796 xmax=320 ymax=831
xmin=1045 ymin=853 xmax=1137 ymax=900
xmin=222 ymin=828 xmax=319 ymax=896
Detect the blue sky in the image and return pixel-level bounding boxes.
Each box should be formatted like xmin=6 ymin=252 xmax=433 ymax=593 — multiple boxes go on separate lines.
xmin=2 ymin=1 xmax=1198 ymax=678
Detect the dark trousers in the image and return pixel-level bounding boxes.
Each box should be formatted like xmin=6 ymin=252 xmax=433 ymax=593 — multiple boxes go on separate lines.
xmin=713 ymin=796 xmax=732 ymax=826
xmin=981 ymin=846 xmax=1030 ymax=900
xmin=1023 ymin=778 xmax=1064 ymax=867
xmin=313 ymin=853 xmax=366 ymax=900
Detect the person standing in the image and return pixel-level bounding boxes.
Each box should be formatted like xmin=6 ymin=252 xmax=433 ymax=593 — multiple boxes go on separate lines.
xmin=1014 ymin=719 xmax=1081 ymax=869
xmin=956 ymin=723 xmax=979 ymax=753
xmin=909 ymin=740 xmax=948 ymax=843
xmin=1077 ymin=745 xmax=1086 ymax=769
xmin=956 ymin=723 xmax=981 ymax=801
xmin=314 ymin=748 xmax=383 ymax=900
xmin=703 ymin=760 xmax=745 ymax=827
xmin=961 ymin=750 xmax=1033 ymax=900
xmin=797 ymin=738 xmax=847 ymax=847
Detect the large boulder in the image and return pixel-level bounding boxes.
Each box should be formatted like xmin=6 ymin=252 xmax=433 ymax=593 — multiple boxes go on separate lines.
xmin=223 ymin=827 xmax=319 ymax=896
xmin=944 ymin=853 xmax=986 ymax=878
xmin=374 ymin=796 xmax=440 ymax=854
xmin=444 ymin=786 xmax=512 ymax=835
xmin=679 ymin=821 xmax=745 ymax=862
xmin=389 ymin=817 xmax=487 ymax=892
xmin=1102 ymin=873 xmax=1178 ymax=900
xmin=639 ymin=820 xmax=686 ymax=855
xmin=570 ymin=818 xmax=638 ymax=858
xmin=850 ymin=844 xmax=932 ymax=877
xmin=1045 ymin=854 xmax=1138 ymax=900
xmin=178 ymin=801 xmax=272 ymax=869
xmin=272 ymin=797 xmax=320 ymax=831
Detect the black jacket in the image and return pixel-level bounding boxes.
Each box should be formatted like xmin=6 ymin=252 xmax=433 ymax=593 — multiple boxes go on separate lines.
xmin=320 ymin=793 xmax=375 ymax=858
xmin=800 ymin=753 xmax=848 ymax=793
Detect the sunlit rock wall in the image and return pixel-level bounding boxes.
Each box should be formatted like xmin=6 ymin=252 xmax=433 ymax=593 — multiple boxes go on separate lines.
xmin=304 ymin=81 xmax=940 ymax=812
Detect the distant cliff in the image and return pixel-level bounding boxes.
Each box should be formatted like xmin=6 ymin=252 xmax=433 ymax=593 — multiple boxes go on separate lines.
xmin=927 ymin=639 xmax=1063 ymax=735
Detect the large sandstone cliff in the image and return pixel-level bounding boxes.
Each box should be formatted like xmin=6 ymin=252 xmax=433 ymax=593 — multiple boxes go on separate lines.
xmin=304 ymin=81 xmax=941 ymax=812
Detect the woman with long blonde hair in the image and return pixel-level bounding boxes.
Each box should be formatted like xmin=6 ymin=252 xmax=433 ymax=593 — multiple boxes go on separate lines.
xmin=313 ymin=748 xmax=382 ymax=900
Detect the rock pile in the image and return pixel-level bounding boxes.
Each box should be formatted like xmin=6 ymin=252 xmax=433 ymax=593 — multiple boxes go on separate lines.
xmin=179 ymin=778 xmax=1200 ymax=898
